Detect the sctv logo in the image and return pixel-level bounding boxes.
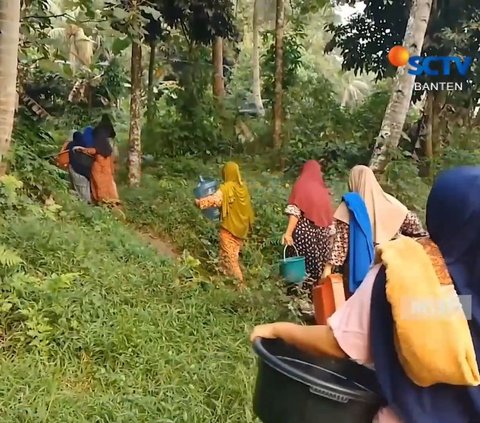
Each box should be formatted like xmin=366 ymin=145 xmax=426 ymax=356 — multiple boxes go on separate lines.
xmin=388 ymin=46 xmax=473 ymax=90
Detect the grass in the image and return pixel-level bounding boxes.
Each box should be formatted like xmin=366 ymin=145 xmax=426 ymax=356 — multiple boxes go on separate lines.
xmin=0 ymin=175 xmax=285 ymax=422
xmin=1 ymin=134 xmax=431 ymax=422
xmin=120 ymin=157 xmax=347 ymax=283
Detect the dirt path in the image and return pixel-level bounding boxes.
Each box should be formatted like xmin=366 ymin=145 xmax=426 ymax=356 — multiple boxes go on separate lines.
xmin=136 ymin=230 xmax=178 ymax=259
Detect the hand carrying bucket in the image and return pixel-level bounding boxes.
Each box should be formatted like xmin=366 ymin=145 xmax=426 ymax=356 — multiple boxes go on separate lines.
xmin=279 ymin=245 xmax=306 ymax=285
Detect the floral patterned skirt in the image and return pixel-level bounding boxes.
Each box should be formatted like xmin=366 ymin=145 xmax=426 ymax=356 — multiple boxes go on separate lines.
xmin=286 ymin=218 xmax=333 ymax=301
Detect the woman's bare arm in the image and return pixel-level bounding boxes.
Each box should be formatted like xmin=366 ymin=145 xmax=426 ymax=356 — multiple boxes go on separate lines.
xmin=251 ymin=322 xmax=346 ymax=359
xmin=196 ymin=190 xmax=223 ymax=209
xmin=285 ymin=214 xmax=299 ymax=236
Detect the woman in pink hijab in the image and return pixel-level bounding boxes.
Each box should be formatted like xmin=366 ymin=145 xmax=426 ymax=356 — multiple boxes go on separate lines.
xmin=282 ymin=160 xmax=334 ymax=314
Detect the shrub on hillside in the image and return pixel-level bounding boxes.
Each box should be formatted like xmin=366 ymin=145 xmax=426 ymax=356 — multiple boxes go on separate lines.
xmin=10 ymin=113 xmax=68 ymax=200
xmin=284 ymin=77 xmax=389 ymax=176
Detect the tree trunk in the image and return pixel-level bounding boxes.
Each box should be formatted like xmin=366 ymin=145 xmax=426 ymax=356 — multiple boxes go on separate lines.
xmin=147 ymin=39 xmax=156 ymax=125
xmin=252 ymin=0 xmax=265 ymax=116
xmin=272 ymin=0 xmax=285 ymax=150
xmin=212 ymin=37 xmax=225 ymax=99
xmin=431 ymin=90 xmax=446 ymax=153
xmin=0 ymin=1 xmax=21 ymax=176
xmin=128 ymin=41 xmax=143 ymax=187
xmin=419 ymin=90 xmax=433 ymax=177
xmin=369 ymin=0 xmax=433 ymax=173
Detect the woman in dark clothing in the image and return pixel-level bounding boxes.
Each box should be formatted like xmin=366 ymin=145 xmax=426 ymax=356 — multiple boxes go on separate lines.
xmin=75 ymin=125 xmax=119 ymax=204
xmin=68 ymin=131 xmax=93 ymax=203
xmin=97 ymin=113 xmax=118 ymax=174
xmin=98 ymin=114 xmax=116 ymax=139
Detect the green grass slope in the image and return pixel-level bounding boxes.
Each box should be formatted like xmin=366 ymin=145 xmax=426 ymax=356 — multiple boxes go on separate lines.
xmin=0 ymin=173 xmax=282 ymax=422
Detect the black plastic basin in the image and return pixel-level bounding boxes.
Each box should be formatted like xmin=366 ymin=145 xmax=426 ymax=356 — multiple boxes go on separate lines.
xmin=252 ymin=338 xmax=384 ymax=423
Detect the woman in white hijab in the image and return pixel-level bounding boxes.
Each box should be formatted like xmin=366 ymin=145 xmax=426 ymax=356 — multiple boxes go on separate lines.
xmin=322 ymin=165 xmax=428 ymax=279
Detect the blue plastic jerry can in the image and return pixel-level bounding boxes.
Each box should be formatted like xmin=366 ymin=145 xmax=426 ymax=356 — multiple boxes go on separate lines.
xmin=194 ymin=176 xmax=220 ymax=221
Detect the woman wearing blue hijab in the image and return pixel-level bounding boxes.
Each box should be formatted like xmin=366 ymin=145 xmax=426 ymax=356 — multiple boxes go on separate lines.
xmin=371 ymin=166 xmax=480 ymax=423
xmin=82 ymin=126 xmax=95 ymax=148
xmin=251 ymin=166 xmax=480 ymax=422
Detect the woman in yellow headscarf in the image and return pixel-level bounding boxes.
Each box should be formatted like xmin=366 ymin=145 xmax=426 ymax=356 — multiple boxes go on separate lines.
xmin=195 ymin=162 xmax=255 ymax=285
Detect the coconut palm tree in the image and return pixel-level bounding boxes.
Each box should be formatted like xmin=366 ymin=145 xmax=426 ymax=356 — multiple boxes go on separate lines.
xmin=339 ymin=74 xmax=372 ymax=108
xmin=0 ymin=1 xmax=21 ymax=175
xmin=304 ymin=5 xmax=374 ymax=109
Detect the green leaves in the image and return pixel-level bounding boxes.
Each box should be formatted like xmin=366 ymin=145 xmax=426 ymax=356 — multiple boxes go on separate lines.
xmin=0 ymin=245 xmax=23 ymax=268
xmin=112 ymin=7 xmax=131 ymax=21
xmin=37 ymin=59 xmax=61 ymax=74
xmin=111 ymin=36 xmax=132 ymax=54
xmin=139 ymin=5 xmax=161 ymax=20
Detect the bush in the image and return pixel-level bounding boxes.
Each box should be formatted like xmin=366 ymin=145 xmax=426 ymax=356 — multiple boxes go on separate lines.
xmin=283 ymin=75 xmax=389 ymax=176
xmin=10 ymin=112 xmax=69 ymax=201
xmin=142 ymin=93 xmax=235 ymax=158
xmin=0 ymin=128 xmax=286 ymax=422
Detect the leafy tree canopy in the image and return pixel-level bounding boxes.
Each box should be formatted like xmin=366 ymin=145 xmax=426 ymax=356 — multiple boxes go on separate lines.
xmin=326 ymin=0 xmax=480 ymax=83
xmin=104 ymin=0 xmax=237 ymax=46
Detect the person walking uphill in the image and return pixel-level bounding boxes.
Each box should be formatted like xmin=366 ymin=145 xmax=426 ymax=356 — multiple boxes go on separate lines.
xmin=322 ymin=165 xmax=428 ymax=288
xmin=250 ymin=166 xmax=480 ymax=423
xmin=75 ymin=125 xmax=119 ymax=206
xmin=283 ymin=160 xmax=334 ymax=284
xmin=195 ymin=162 xmax=254 ymax=286
xmin=68 ymin=131 xmax=93 ymax=203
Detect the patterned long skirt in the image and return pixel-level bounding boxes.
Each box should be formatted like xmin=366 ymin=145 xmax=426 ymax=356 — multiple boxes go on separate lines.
xmin=286 ymin=217 xmax=332 ymax=296
xmin=219 ymin=228 xmax=244 ymax=282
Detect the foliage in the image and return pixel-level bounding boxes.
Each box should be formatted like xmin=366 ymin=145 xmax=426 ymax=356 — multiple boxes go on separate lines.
xmin=19 ymin=0 xmax=55 ymax=57
xmin=282 ymin=74 xmax=389 ymax=175
xmin=432 ymin=127 xmax=480 ymax=171
xmin=95 ymin=57 xmax=129 ymax=102
xmin=143 ymin=96 xmax=234 ymax=157
xmin=158 ymin=0 xmax=238 ymax=44
xmin=22 ymin=68 xmax=70 ymax=113
xmin=105 ymin=0 xmax=238 ymax=45
xmin=10 ymin=113 xmax=68 ymax=201
xmin=0 ymin=121 xmax=286 ymax=422
xmin=21 ymin=58 xmax=127 ymax=113
xmin=142 ymin=45 xmax=237 ymax=158
xmin=381 ymin=156 xmax=431 ymax=221
xmin=261 ymin=25 xmax=306 ymax=100
xmin=440 ymin=7 xmax=480 ymax=107
xmin=326 ymin=0 xmax=480 ymax=92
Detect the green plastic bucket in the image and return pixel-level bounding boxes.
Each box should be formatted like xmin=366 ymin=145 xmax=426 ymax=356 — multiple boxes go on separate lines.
xmin=280 ymin=245 xmax=306 ymax=285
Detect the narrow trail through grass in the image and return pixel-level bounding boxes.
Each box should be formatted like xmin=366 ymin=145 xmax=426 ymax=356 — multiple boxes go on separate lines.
xmin=136 ymin=230 xmax=178 ymax=258
xmin=0 ymin=165 xmax=287 ymax=422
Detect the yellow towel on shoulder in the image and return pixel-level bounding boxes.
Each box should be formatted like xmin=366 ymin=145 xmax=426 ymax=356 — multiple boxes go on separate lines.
xmin=376 ymin=236 xmax=480 ymax=387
